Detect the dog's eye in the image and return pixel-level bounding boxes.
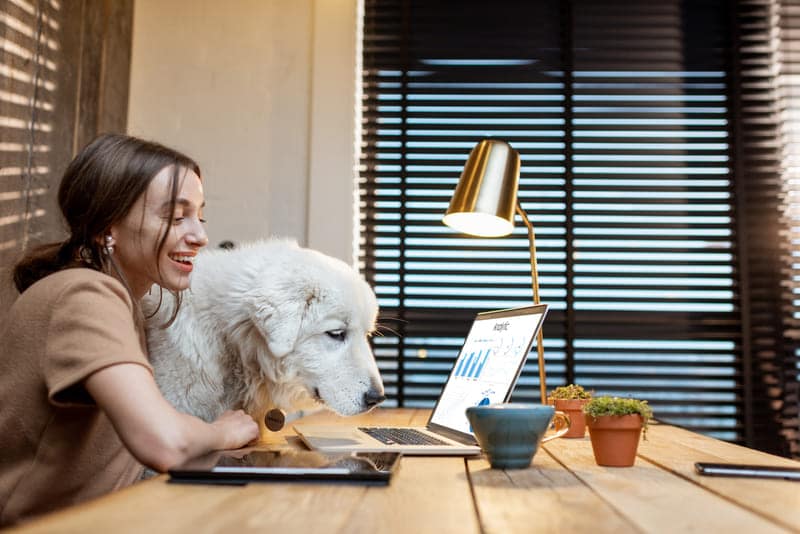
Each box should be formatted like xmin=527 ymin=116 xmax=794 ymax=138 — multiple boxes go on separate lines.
xmin=326 ymin=330 xmax=347 ymax=341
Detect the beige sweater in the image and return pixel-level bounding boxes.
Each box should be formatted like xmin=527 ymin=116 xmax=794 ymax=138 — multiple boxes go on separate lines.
xmin=0 ymin=268 xmax=153 ymax=526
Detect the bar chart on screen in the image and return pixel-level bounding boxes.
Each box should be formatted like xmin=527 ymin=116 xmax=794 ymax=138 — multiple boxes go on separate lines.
xmin=452 ymin=334 xmax=529 ymax=383
xmin=430 ymin=311 xmax=544 ymax=434
xmin=454 ymin=349 xmax=490 ymax=378
xmin=430 ymin=335 xmax=528 ymax=430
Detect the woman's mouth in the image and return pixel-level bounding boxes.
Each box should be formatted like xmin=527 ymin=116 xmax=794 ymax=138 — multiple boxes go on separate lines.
xmin=168 ymin=253 xmax=195 ymax=272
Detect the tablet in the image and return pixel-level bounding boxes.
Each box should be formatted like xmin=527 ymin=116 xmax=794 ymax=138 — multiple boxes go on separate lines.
xmin=168 ymin=448 xmax=402 ymax=485
xmin=694 ymin=462 xmax=800 ymax=481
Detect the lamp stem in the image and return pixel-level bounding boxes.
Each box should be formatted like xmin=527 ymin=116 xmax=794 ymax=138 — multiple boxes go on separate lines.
xmin=515 ymin=199 xmax=547 ymax=404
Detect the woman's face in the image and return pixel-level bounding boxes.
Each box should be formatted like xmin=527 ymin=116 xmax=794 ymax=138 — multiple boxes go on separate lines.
xmin=108 ymin=165 xmax=208 ymax=298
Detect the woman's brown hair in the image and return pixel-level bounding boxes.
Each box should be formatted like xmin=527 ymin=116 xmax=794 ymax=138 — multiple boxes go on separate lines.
xmin=13 ymin=134 xmax=201 ymax=321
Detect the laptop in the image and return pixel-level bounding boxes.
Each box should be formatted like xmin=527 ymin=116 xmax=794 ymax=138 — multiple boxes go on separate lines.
xmin=294 ymin=304 xmax=548 ymax=456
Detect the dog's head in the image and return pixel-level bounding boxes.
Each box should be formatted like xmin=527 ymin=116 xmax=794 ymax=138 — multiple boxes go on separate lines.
xmin=245 ymin=244 xmax=385 ymax=416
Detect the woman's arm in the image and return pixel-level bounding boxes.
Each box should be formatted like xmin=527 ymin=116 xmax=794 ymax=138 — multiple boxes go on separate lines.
xmin=85 ymin=363 xmax=259 ymax=472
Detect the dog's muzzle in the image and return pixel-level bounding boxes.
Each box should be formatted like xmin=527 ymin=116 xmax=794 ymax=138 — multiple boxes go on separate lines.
xmin=364 ymin=388 xmax=386 ymax=409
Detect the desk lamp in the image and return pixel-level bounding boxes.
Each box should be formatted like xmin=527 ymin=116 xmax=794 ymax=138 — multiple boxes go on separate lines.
xmin=442 ymin=138 xmax=548 ymax=404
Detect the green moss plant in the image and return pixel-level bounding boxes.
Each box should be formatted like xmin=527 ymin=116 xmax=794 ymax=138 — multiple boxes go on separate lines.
xmin=583 ymin=396 xmax=654 ymax=439
xmin=548 ymin=383 xmax=592 ymax=401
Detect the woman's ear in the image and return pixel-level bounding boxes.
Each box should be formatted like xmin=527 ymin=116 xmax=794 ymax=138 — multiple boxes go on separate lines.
xmin=95 ymin=228 xmax=116 ymax=247
xmin=95 ymin=232 xmax=116 ymax=255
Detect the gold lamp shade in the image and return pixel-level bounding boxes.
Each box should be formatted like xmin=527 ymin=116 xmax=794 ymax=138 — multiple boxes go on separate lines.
xmin=443 ymin=138 xmax=549 ymax=404
xmin=443 ymin=139 xmax=520 ymax=237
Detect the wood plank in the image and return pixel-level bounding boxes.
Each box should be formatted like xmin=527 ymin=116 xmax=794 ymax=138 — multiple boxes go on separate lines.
xmin=637 ymin=424 xmax=800 ymax=532
xmin=197 ymin=480 xmax=367 ymax=533
xmin=542 ymin=433 xmax=792 ymax=533
xmin=96 ymin=0 xmax=133 ymax=134
xmin=17 ymin=442 xmax=477 ymax=533
xmin=644 ymin=423 xmax=800 ymax=467
xmin=280 ymin=408 xmax=479 ymax=533
xmin=15 ymin=473 xmax=372 ymax=534
xmin=467 ymin=450 xmax=637 ymax=534
xmin=9 ymin=476 xmax=249 ymax=534
xmin=340 ymin=457 xmax=480 ymax=534
xmin=73 ymin=0 xmax=103 ymax=151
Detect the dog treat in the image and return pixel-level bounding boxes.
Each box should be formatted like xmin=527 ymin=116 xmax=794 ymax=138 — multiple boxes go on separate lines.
xmin=265 ymin=409 xmax=286 ymax=431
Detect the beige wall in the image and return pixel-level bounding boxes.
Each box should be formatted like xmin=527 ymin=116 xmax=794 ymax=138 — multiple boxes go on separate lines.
xmin=128 ymin=0 xmax=357 ymax=263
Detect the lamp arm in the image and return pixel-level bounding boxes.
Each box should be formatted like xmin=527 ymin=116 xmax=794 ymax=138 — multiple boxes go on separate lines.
xmin=515 ymin=199 xmax=548 ymax=404
xmin=515 ymin=200 xmax=540 ymax=305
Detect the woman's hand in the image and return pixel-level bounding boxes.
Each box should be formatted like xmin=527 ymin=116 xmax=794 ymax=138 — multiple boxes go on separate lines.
xmin=211 ymin=410 xmax=260 ymax=450
xmin=85 ymin=363 xmax=258 ymax=472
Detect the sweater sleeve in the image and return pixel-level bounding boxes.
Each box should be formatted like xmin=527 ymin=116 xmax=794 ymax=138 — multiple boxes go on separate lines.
xmin=41 ymin=273 xmax=154 ymax=407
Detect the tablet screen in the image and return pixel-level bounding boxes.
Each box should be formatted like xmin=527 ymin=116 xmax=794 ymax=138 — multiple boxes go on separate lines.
xmin=168 ymin=448 xmax=401 ymax=485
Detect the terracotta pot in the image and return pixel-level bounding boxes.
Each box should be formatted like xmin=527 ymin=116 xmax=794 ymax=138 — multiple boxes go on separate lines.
xmin=552 ymin=399 xmax=589 ymax=438
xmin=586 ymin=414 xmax=643 ymax=467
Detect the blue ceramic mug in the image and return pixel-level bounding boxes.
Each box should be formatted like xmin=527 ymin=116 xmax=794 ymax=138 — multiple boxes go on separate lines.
xmin=465 ymin=403 xmax=570 ymax=469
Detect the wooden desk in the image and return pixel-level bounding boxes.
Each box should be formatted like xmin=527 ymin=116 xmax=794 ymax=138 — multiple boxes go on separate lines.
xmin=11 ymin=409 xmax=800 ymax=533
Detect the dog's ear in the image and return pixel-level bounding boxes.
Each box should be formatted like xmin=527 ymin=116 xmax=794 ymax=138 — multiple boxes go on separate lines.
xmin=248 ymin=284 xmax=315 ymax=358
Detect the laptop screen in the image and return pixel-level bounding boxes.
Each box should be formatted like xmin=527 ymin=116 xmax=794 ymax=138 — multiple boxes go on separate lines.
xmin=428 ymin=305 xmax=548 ymax=437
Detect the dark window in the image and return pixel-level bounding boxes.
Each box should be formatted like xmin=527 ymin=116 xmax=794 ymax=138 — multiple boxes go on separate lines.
xmin=359 ymin=0 xmax=800 ymax=456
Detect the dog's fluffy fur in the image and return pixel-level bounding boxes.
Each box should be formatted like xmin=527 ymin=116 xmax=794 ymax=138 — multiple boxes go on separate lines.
xmin=143 ymin=240 xmax=384 ymax=434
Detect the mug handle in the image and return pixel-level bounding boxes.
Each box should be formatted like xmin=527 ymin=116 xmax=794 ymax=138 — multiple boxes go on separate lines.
xmin=541 ymin=410 xmax=571 ymax=442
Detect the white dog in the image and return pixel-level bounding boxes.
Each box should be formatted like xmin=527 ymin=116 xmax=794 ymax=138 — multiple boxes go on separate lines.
xmin=143 ymin=240 xmax=385 ymax=435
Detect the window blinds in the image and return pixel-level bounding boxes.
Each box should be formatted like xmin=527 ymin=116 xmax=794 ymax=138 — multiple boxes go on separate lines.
xmin=359 ymin=0 xmax=800 ymax=452
xmin=0 ymin=1 xmax=57 ymax=268
xmin=0 ymin=0 xmax=62 ymax=318
xmin=776 ymin=0 xmax=800 ymax=457
xmin=739 ymin=0 xmax=800 ymax=456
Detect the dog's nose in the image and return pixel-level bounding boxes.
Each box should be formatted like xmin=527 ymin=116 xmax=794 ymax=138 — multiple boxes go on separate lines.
xmin=363 ymin=388 xmax=386 ymax=408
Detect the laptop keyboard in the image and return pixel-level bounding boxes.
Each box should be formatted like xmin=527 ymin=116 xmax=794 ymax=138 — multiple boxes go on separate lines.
xmin=359 ymin=427 xmax=449 ymax=446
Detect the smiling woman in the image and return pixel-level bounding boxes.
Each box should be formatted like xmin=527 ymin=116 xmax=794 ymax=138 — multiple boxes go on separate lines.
xmin=0 ymin=134 xmax=259 ymax=527
xmin=108 ymin=165 xmax=208 ymax=299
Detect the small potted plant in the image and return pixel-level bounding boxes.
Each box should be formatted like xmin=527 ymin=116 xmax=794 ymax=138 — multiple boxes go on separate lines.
xmin=548 ymin=384 xmax=592 ymax=438
xmin=584 ymin=396 xmax=653 ymax=467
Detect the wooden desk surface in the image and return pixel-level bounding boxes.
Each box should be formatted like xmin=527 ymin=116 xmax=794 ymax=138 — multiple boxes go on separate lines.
xmin=11 ymin=408 xmax=800 ymax=534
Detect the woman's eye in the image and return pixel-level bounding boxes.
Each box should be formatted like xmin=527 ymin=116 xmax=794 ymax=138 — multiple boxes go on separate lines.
xmin=172 ymin=217 xmax=184 ymax=225
xmin=326 ymin=330 xmax=346 ymax=341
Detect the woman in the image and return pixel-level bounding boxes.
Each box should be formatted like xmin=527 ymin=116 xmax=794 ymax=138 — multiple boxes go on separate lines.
xmin=0 ymin=134 xmax=259 ymax=526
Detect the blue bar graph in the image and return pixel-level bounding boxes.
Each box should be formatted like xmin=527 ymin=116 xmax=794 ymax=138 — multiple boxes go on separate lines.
xmin=455 ymin=349 xmax=491 ymax=379
xmin=474 ymin=350 xmax=489 ymax=377
xmin=466 ymin=351 xmax=481 ymax=377
xmin=454 ymin=354 xmax=468 ymax=376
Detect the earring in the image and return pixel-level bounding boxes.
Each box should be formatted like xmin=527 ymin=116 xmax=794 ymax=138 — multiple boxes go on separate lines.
xmin=104 ymin=235 xmax=115 ymax=255
xmin=78 ymin=245 xmax=93 ymax=263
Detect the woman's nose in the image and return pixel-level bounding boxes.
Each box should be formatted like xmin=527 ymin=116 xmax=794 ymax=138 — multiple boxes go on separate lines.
xmin=187 ymin=219 xmax=209 ymax=247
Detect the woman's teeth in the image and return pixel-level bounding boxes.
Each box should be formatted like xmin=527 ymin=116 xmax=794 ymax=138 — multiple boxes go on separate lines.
xmin=169 ymin=254 xmax=194 ymax=265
